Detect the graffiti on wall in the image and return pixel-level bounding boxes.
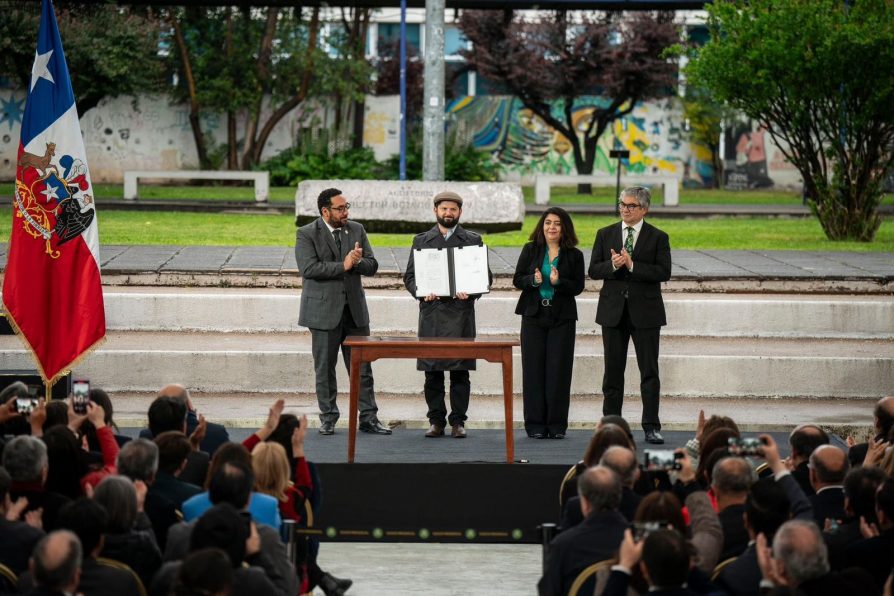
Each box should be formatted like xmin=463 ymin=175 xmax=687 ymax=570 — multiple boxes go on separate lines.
xmin=446 ymin=95 xmax=713 ymax=187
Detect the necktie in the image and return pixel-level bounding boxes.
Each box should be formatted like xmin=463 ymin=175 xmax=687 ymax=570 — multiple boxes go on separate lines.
xmin=625 ymin=227 xmax=634 ymax=254
xmin=333 ymin=230 xmax=342 ymax=256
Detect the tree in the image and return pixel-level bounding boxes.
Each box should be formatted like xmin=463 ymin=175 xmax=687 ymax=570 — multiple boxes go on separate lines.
xmin=0 ymin=3 xmax=163 ymax=117
xmin=685 ymin=0 xmax=894 ymax=241
xmin=681 ymin=82 xmax=734 ymax=188
xmin=458 ymin=10 xmax=679 ymax=193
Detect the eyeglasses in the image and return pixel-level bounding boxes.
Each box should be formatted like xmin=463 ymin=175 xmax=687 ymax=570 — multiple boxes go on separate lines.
xmin=328 ymin=203 xmax=351 ymax=213
xmin=618 ymin=202 xmax=642 ymax=211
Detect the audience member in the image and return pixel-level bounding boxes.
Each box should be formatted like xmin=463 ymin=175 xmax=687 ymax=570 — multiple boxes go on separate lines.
xmin=152 ymin=431 xmax=203 ymax=508
xmin=825 ymin=466 xmax=885 ymax=570
xmin=539 ymin=466 xmax=627 ymax=595
xmin=845 ymin=477 xmax=894 ymax=587
xmin=848 ymin=395 xmax=894 ymax=467
xmin=561 ymin=445 xmax=642 ymax=527
xmin=0 ymin=382 xmax=32 ymax=437
xmin=808 ymin=445 xmax=848 ymax=527
xmin=146 ymin=396 xmax=209 ymax=486
xmin=42 ymin=401 xmax=118 ymax=497
xmin=150 ymin=503 xmax=282 ymax=596
xmin=164 ymin=460 xmax=298 ymax=596
xmin=27 ymin=530 xmax=82 ymax=596
xmin=713 ymin=456 xmax=756 ymax=560
xmin=759 ymin=519 xmax=878 ymax=595
xmin=92 ymin=475 xmax=162 ymax=587
xmin=696 ymin=428 xmax=740 ymax=487
xmin=19 ymin=498 xmax=144 ymax=595
xmin=602 ymin=529 xmax=701 ymax=596
xmin=249 ymin=404 xmax=351 ymax=596
xmin=787 ymin=425 xmax=830 ymax=497
xmin=42 ymin=402 xmax=68 ymax=432
xmin=83 ymin=388 xmax=130 ymax=449
xmin=0 ymin=466 xmax=45 ymax=575
xmin=116 ymin=438 xmax=179 ymax=551
xmin=715 ymin=479 xmax=792 ymax=595
xmin=560 ymin=424 xmax=633 ymax=508
xmin=3 ymin=435 xmax=70 ymax=531
xmin=154 ymin=384 xmax=230 ymax=456
xmin=181 ymin=441 xmax=282 ymax=529
xmin=685 ymin=410 xmax=741 ymax=467
xmin=170 ymin=548 xmax=233 ymax=596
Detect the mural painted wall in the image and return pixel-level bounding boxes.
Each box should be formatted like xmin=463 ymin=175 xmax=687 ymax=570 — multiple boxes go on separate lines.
xmin=0 ymin=88 xmax=802 ymax=189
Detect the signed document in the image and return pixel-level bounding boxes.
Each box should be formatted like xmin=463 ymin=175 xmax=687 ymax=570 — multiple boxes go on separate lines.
xmin=414 ymin=245 xmax=491 ymax=297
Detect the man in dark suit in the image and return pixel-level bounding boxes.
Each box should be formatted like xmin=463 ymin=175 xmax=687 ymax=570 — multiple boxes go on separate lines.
xmin=561 ymin=445 xmax=642 ymax=527
xmin=142 ymin=384 xmax=230 ymax=456
xmin=26 ymin=531 xmax=82 ymax=596
xmin=116 ymin=438 xmax=180 ymax=552
xmin=2 ymin=436 xmax=70 ymax=532
xmin=808 ymin=445 xmax=848 ymax=527
xmin=403 ymin=191 xmax=493 ymax=438
xmin=603 ymin=529 xmax=704 ymax=596
xmin=296 ymin=188 xmax=389 ymax=436
xmin=151 ymin=432 xmax=203 ymax=508
xmin=538 ymin=466 xmax=628 ymax=595
xmin=825 ymin=466 xmax=885 ymax=571
xmin=847 ymin=395 xmax=894 ymax=467
xmin=788 ymin=425 xmax=829 ymax=497
xmin=713 ymin=456 xmax=756 ymax=561
xmin=588 ymin=186 xmax=671 ymax=444
xmin=845 ymin=477 xmax=894 ymax=588
xmin=0 ymin=467 xmax=44 ymax=575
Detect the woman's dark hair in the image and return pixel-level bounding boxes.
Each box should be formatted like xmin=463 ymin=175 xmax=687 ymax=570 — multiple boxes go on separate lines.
xmin=203 ymin=442 xmax=251 ymax=490
xmin=43 ymin=425 xmax=89 ymax=499
xmin=173 ymin=548 xmax=233 ymax=596
xmin=582 ymin=424 xmax=634 ymax=467
xmin=268 ymin=414 xmax=301 ymax=475
xmin=44 ymin=401 xmax=69 ymax=431
xmin=634 ymin=491 xmax=686 ymax=534
xmin=528 ymin=206 xmax=578 ymax=249
xmin=697 ymin=428 xmax=741 ymax=485
xmin=82 ymin=387 xmax=115 ymax=453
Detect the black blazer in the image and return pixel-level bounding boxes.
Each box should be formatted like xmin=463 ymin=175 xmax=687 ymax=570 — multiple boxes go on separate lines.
xmin=513 ymin=242 xmax=585 ymax=320
xmin=588 ymin=220 xmax=671 ymax=328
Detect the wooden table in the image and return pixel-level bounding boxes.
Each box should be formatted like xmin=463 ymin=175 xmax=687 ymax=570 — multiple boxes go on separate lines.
xmin=343 ymin=336 xmax=520 ymax=464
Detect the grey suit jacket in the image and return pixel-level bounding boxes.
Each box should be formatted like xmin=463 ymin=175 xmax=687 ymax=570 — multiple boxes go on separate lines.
xmin=296 ymin=217 xmax=378 ymax=330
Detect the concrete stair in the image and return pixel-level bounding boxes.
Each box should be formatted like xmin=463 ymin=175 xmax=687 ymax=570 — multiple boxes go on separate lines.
xmin=2 ymin=287 xmax=891 ymax=399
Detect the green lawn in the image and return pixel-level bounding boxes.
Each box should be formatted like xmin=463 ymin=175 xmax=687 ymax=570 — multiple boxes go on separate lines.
xmin=1 ymin=208 xmax=891 ymax=251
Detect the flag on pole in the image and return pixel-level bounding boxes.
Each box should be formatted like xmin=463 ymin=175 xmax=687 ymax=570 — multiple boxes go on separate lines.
xmin=2 ymin=0 xmax=105 ymax=384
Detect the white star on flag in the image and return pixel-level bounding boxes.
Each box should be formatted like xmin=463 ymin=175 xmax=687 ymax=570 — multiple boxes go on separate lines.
xmin=31 ymin=49 xmax=54 ymax=91
xmin=40 ymin=183 xmax=59 ymax=201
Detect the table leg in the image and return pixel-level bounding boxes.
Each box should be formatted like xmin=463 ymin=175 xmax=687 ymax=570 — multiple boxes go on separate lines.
xmin=502 ymin=347 xmax=514 ymax=464
xmin=348 ymin=349 xmax=362 ymax=463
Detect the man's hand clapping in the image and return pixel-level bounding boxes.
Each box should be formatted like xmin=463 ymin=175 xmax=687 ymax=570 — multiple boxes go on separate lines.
xmin=343 ymin=242 xmax=363 ymax=271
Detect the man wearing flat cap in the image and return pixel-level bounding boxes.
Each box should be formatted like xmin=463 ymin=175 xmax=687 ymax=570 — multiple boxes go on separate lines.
xmin=404 ymin=191 xmax=493 ymax=438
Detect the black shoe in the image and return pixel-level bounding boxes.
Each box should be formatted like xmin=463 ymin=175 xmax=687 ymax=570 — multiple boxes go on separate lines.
xmin=359 ymin=419 xmax=392 ymax=435
xmin=319 ymin=421 xmax=335 ymax=435
xmin=319 ymin=571 xmax=351 ymax=595
xmin=644 ymin=429 xmax=664 ymax=444
xmin=527 ymin=431 xmax=546 ymax=439
xmin=551 ymin=433 xmax=565 ymax=440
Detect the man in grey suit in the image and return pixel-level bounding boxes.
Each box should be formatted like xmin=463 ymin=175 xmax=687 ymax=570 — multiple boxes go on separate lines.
xmin=296 ymin=188 xmax=391 ymax=436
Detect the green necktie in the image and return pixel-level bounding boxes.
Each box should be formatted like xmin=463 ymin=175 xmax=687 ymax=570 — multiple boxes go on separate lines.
xmin=625 ymin=227 xmax=634 ymax=254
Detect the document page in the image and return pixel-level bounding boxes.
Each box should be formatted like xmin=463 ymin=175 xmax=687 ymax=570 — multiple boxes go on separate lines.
xmin=453 ymin=244 xmax=491 ymax=295
xmin=413 ymin=248 xmax=451 ymax=297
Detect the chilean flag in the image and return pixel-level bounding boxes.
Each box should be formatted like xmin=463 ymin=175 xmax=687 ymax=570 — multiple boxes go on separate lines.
xmin=2 ymin=0 xmax=105 ymax=384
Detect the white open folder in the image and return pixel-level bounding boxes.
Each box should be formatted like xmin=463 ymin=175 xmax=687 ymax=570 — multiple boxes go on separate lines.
xmin=414 ymin=244 xmax=490 ymax=298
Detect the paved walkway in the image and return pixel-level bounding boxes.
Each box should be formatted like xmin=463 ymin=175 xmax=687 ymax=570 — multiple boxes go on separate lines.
xmin=1 ymin=244 xmax=891 ymax=283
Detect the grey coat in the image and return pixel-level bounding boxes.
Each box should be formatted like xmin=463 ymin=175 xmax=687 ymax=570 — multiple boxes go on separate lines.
xmin=296 ymin=217 xmax=378 ymax=330
xmin=403 ymin=224 xmax=493 ymax=371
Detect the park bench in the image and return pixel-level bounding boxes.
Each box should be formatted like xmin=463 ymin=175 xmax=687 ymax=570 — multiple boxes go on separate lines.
xmin=123 ymin=170 xmax=270 ymax=203
xmin=534 ymin=173 xmax=679 ymax=206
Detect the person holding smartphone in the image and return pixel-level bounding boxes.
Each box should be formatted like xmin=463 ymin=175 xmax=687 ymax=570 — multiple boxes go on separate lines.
xmin=513 ymin=207 xmax=585 ymax=439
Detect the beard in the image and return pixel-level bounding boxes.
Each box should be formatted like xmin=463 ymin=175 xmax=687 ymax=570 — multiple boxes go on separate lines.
xmin=436 ymin=215 xmax=459 ymax=229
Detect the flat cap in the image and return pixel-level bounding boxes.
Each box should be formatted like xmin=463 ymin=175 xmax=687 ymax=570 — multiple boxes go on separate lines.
xmin=433 ymin=191 xmax=463 ymax=207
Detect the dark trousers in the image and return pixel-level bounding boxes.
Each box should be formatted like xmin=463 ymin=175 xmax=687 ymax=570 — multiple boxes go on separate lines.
xmin=601 ymin=301 xmax=661 ymax=431
xmin=424 ymin=370 xmax=470 ymax=427
xmin=310 ymin=304 xmax=376 ymax=424
xmin=520 ymin=309 xmax=576 ymax=435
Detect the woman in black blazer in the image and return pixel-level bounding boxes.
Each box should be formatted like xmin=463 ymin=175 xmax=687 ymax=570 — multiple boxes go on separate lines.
xmin=513 ymin=207 xmax=585 ymax=439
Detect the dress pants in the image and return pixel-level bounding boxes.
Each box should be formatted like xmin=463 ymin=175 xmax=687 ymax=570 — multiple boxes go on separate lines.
xmin=601 ymin=301 xmax=661 ymax=431
xmin=310 ymin=304 xmax=377 ymax=424
xmin=424 ymin=370 xmax=470 ymax=427
xmin=520 ymin=308 xmax=576 ymax=436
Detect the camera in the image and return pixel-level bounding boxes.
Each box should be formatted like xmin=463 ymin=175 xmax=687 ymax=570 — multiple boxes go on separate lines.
xmin=14 ymin=398 xmax=39 ymax=416
xmin=631 ymin=521 xmax=663 ymax=542
xmin=72 ymin=379 xmax=90 ymax=415
xmin=644 ymin=449 xmax=682 ymax=471
xmin=728 ymin=437 xmax=764 ymax=456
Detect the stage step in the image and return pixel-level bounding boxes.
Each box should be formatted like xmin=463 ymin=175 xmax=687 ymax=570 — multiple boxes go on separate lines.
xmin=2 ymin=331 xmax=890 ymax=399
xmin=103 ymin=287 xmax=894 ymax=340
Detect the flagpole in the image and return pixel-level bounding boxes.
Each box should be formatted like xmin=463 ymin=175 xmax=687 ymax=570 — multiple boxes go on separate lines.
xmin=45 ymin=378 xmax=54 ymax=401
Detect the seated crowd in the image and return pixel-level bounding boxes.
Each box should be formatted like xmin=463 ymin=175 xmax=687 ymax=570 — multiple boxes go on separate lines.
xmin=540 ymin=395 xmax=894 ymax=596
xmin=0 ymin=381 xmax=351 ymax=596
